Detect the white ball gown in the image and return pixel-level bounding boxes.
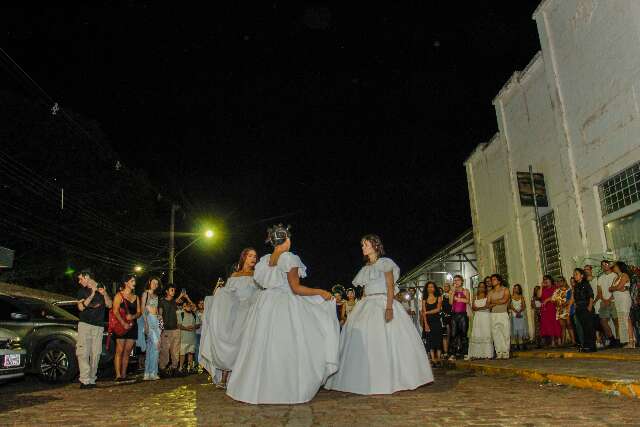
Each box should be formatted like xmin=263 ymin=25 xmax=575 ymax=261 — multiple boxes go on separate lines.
xmin=226 ymin=252 xmax=340 ymax=404
xmin=325 ymin=257 xmax=433 ymax=395
xmin=198 ymin=275 xmax=260 ymax=377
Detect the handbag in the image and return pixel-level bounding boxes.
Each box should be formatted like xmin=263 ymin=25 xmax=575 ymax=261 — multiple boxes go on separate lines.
xmin=108 ymin=292 xmax=131 ymax=337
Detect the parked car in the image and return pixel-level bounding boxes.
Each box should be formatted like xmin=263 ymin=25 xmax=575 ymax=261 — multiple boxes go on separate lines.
xmin=0 ymin=294 xmax=115 ymax=383
xmin=0 ymin=326 xmax=26 ymax=382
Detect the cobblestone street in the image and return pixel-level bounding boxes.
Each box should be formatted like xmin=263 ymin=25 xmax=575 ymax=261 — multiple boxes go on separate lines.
xmin=2 ymin=368 xmax=640 ymax=426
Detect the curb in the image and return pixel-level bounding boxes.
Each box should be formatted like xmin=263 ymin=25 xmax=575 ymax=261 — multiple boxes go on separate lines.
xmin=454 ymin=360 xmax=640 ymax=399
xmin=512 ymin=350 xmax=640 ymax=362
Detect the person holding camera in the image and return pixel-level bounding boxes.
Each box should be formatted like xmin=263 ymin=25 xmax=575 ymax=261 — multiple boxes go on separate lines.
xmin=76 ymin=269 xmax=112 ymax=389
xmin=159 ymin=285 xmax=187 ymax=376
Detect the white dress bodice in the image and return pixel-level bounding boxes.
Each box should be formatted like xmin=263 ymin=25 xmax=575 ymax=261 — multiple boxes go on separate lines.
xmin=225 ymin=275 xmax=260 ymax=301
xmin=254 ymin=252 xmax=307 ymax=293
xmin=352 ymin=257 xmax=400 ymax=294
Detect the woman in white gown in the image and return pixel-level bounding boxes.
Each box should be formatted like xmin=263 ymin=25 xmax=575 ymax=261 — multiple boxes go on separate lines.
xmin=198 ymin=248 xmax=260 ymax=388
xmin=467 ymin=281 xmax=493 ymax=359
xmin=226 ymin=224 xmax=340 ymax=404
xmin=325 ymin=234 xmax=433 ymax=395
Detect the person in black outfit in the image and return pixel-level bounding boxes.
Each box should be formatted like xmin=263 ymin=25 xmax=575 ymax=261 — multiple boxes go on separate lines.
xmin=421 ymin=281 xmax=443 ymax=365
xmin=573 ymin=268 xmax=596 ymax=352
xmin=440 ymin=283 xmax=452 ymax=357
xmin=76 ymin=269 xmax=112 ymax=389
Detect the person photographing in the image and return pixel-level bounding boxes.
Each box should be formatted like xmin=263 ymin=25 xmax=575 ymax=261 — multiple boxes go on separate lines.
xmin=76 ymin=269 xmax=112 ymax=389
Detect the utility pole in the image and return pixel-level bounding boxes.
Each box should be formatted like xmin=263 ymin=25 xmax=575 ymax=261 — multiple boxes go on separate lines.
xmin=168 ymin=203 xmax=177 ymax=285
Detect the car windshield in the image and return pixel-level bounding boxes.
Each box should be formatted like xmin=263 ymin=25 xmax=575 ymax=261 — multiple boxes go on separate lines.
xmin=21 ymin=299 xmax=78 ymax=321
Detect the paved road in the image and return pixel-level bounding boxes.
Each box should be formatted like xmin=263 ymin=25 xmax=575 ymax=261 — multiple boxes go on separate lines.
xmin=1 ymin=368 xmax=639 ymax=426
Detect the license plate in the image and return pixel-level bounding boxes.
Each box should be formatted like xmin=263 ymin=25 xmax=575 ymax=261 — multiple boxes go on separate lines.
xmin=3 ymin=354 xmax=20 ymax=367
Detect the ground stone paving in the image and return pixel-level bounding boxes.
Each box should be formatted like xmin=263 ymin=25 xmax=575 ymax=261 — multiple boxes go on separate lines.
xmin=1 ymin=368 xmax=640 ymax=426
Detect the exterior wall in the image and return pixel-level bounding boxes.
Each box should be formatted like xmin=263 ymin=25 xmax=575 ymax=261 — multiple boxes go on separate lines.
xmin=466 ymin=0 xmax=640 ymax=335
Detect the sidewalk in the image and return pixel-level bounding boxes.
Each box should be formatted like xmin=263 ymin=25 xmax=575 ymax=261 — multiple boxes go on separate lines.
xmin=453 ymin=347 xmax=640 ymax=399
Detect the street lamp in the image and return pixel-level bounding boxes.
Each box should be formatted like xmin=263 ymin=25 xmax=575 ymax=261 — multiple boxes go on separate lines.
xmin=134 ymin=265 xmax=143 ymax=273
xmin=168 ymin=229 xmax=215 ymax=284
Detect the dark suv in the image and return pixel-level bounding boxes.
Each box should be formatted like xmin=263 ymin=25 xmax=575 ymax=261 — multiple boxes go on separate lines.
xmin=0 ymin=295 xmax=115 ymax=383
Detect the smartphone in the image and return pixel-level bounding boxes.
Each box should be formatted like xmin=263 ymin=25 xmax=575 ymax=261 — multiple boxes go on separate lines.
xmin=181 ymin=288 xmax=186 ymax=294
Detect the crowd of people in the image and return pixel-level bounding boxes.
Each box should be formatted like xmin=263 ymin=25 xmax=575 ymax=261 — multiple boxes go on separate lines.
xmin=74 ymin=270 xmax=205 ymax=388
xmin=72 ymin=226 xmax=434 ymax=403
xmin=411 ymin=259 xmax=639 ymax=366
xmin=72 ymin=237 xmax=638 ymax=397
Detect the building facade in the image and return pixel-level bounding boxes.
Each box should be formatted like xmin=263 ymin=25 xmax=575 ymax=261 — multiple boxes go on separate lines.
xmin=465 ymin=0 xmax=640 ymax=333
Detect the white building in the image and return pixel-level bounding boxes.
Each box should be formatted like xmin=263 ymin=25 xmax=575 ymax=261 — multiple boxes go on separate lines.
xmin=465 ymin=0 xmax=640 ymax=333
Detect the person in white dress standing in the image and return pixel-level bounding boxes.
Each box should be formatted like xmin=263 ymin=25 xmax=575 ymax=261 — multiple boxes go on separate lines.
xmin=226 ymin=224 xmax=339 ymax=404
xmin=325 ymin=234 xmax=433 ymax=395
xmin=199 ymin=248 xmax=260 ymax=388
xmin=467 ymin=281 xmax=493 ymax=359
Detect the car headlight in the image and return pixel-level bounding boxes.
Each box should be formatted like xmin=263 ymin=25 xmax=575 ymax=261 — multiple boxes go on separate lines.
xmin=8 ymin=337 xmax=22 ymax=350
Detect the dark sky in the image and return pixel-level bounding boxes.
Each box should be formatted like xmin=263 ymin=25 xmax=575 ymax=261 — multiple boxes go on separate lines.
xmin=2 ymin=2 xmax=542 ymax=289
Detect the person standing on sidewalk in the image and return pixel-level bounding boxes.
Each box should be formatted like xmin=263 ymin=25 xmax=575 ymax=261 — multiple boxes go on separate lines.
xmin=584 ymin=265 xmax=605 ymax=348
xmin=509 ymin=284 xmax=528 ymax=351
xmin=159 ymin=285 xmax=185 ymax=376
xmin=539 ymin=275 xmax=561 ymax=347
xmin=610 ymin=261 xmax=635 ymax=348
xmin=487 ymin=274 xmax=511 ymax=359
xmin=448 ymin=275 xmax=470 ymax=360
xmin=597 ymin=260 xmax=620 ymax=345
xmin=573 ymin=268 xmax=596 ymax=352
xmin=76 ymin=269 xmax=112 ymax=389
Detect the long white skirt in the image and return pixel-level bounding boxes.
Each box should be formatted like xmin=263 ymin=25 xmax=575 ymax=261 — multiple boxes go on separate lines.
xmin=324 ymin=295 xmax=433 ymax=395
xmin=468 ymin=311 xmax=493 ymax=359
xmin=204 ymin=287 xmax=256 ymax=371
xmin=226 ymin=289 xmax=340 ymax=404
xmin=614 ymin=290 xmax=632 ymax=343
xmin=491 ymin=312 xmax=510 ymax=358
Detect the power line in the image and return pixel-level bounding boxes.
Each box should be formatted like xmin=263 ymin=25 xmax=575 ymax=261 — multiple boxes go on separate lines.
xmin=0 ymin=152 xmax=164 ymax=250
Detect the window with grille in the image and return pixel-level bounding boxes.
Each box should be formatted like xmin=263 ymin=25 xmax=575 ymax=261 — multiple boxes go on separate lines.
xmin=599 ymin=161 xmax=640 ymax=216
xmin=540 ymin=211 xmax=562 ymax=279
xmin=492 ymin=237 xmax=508 ymax=281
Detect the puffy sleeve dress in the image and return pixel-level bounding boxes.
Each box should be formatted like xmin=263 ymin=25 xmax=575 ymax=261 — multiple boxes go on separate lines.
xmin=198 ymin=275 xmax=260 ymax=375
xmin=225 ymin=252 xmax=340 ymax=404
xmin=325 ymin=257 xmax=433 ymax=394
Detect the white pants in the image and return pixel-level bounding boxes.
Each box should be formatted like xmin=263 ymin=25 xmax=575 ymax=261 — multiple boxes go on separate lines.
xmin=76 ymin=322 xmax=104 ymax=385
xmin=491 ymin=312 xmax=510 ymax=358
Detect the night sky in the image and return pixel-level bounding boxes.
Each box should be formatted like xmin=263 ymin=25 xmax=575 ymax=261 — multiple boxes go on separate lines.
xmin=2 ymin=3 xmax=541 ymax=290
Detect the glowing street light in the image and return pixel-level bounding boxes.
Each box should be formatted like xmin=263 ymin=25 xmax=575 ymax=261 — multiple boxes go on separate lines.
xmin=134 ymin=265 xmax=143 ymax=273
xmin=205 ymin=229 xmax=214 ymax=239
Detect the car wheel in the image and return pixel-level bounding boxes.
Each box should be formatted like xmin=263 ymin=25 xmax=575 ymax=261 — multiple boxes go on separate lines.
xmin=37 ymin=341 xmax=78 ymax=383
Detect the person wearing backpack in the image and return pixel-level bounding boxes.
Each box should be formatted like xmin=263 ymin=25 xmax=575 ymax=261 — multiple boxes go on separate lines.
xmin=178 ymin=300 xmax=199 ymax=374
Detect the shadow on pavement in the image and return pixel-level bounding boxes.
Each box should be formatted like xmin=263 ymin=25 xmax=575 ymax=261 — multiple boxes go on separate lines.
xmin=0 ymin=376 xmax=64 ymax=412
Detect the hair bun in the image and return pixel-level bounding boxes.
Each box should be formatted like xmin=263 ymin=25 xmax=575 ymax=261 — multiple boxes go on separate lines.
xmin=266 ymin=224 xmax=292 ymax=247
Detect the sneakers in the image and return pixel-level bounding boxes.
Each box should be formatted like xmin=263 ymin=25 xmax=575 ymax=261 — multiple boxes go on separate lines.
xmin=80 ymin=383 xmax=96 ymax=389
xmin=143 ymin=374 xmax=151 ymax=381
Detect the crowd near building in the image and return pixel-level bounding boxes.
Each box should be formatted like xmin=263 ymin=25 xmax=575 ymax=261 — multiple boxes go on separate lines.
xmin=402 ymin=0 xmax=640 ymax=356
